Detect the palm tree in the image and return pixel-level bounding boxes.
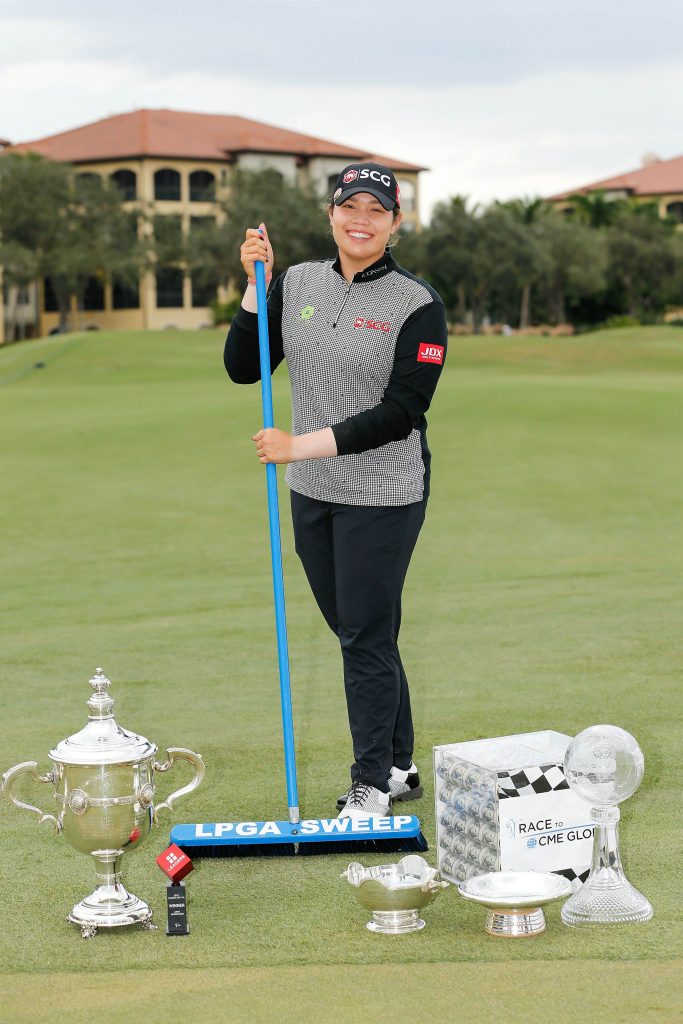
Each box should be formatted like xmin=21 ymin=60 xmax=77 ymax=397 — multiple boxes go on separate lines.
xmin=568 ymin=189 xmax=627 ymax=229
xmin=497 ymin=197 xmax=549 ymax=329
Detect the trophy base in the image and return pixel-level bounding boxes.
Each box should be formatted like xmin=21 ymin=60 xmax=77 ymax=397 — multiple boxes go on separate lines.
xmin=69 ymin=883 xmax=157 ymax=938
xmin=485 ymin=907 xmax=546 ymax=938
xmin=561 ymin=871 xmax=653 ymax=927
xmin=458 ymin=871 xmax=572 ymax=938
xmin=366 ymin=910 xmax=426 ymax=934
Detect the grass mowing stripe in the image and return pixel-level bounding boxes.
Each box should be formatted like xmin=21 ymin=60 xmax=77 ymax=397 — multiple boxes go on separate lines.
xmin=2 ymin=962 xmax=681 ymax=1024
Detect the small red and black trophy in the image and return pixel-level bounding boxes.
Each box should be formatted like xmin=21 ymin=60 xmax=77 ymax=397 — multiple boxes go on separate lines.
xmin=156 ymin=844 xmax=193 ymax=935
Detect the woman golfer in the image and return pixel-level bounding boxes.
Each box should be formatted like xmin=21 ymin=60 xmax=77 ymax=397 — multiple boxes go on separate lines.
xmin=224 ymin=162 xmax=447 ymax=819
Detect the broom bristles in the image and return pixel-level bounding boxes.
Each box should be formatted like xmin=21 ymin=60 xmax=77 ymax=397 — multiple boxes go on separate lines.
xmin=170 ymin=815 xmax=428 ymax=858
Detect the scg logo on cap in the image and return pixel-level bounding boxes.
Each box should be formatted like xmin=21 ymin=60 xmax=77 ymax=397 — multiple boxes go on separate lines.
xmin=359 ymin=168 xmax=392 ymax=187
xmin=334 ymin=161 xmax=399 ymax=210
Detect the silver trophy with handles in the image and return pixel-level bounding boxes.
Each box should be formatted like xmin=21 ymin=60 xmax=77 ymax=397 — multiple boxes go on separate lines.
xmin=341 ymin=855 xmax=448 ymax=933
xmin=2 ymin=667 xmax=205 ymax=937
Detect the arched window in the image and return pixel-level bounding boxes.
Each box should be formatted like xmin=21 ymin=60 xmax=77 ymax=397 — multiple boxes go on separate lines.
xmin=110 ymin=169 xmax=137 ymax=201
xmin=154 ymin=168 xmax=181 ymax=201
xmin=189 ymin=170 xmax=215 ymax=202
xmin=156 ymin=267 xmax=184 ymax=307
xmin=666 ymin=201 xmax=683 ymax=224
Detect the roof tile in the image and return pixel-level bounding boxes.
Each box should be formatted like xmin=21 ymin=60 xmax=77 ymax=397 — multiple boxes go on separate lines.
xmin=550 ymin=153 xmax=683 ymax=200
xmin=5 ymin=109 xmax=425 ymax=172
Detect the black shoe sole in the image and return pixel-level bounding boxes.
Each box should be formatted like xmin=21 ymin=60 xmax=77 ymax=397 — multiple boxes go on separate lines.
xmin=336 ymin=784 xmax=423 ymax=811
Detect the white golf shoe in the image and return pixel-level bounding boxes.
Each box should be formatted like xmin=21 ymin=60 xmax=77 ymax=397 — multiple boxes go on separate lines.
xmin=337 ymin=763 xmax=422 ymax=811
xmin=337 ymin=780 xmax=391 ymax=820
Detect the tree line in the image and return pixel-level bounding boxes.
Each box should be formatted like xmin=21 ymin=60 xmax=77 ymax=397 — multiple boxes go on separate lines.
xmin=403 ymin=192 xmax=683 ymax=331
xmin=182 ymin=169 xmax=683 ymax=331
xmin=0 ymin=154 xmax=148 ymax=340
xmin=2 ymin=153 xmax=683 ymax=341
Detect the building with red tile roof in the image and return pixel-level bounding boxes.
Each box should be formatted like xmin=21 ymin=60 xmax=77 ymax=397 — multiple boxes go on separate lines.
xmin=549 ymin=152 xmax=683 ymax=223
xmin=6 ymin=109 xmax=424 ymax=172
xmin=1 ymin=109 xmax=425 ymax=339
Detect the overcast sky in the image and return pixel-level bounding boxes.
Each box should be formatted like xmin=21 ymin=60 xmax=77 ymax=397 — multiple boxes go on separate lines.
xmin=2 ymin=0 xmax=683 ymax=219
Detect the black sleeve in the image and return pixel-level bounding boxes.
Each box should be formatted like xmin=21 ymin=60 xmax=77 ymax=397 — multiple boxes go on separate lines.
xmin=330 ymin=299 xmax=448 ymax=455
xmin=223 ymin=273 xmax=285 ymax=383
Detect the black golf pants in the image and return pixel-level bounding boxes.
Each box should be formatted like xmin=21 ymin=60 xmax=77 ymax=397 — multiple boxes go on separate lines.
xmin=290 ymin=490 xmax=426 ymax=792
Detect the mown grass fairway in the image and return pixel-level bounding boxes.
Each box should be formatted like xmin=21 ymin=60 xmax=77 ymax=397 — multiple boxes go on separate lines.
xmin=1 ymin=327 xmax=682 ymax=1023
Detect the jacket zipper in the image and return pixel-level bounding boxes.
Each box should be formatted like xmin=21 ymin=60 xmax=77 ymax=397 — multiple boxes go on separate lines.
xmin=332 ymin=282 xmax=353 ymax=328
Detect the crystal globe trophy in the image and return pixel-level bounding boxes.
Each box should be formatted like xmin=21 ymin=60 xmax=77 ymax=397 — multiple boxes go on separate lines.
xmin=561 ymin=725 xmax=653 ymax=926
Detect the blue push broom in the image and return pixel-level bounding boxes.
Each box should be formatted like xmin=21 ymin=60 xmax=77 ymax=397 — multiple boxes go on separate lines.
xmin=171 ymin=258 xmax=427 ymax=856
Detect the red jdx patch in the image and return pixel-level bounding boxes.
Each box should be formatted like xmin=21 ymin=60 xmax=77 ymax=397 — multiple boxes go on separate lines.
xmin=417 ymin=342 xmax=445 ymax=365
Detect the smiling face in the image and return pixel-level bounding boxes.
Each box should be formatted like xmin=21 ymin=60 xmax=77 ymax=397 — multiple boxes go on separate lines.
xmin=329 ymin=192 xmax=402 ymax=279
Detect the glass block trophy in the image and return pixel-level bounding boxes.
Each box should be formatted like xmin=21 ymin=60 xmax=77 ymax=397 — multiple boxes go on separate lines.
xmin=561 ymin=725 xmax=653 ymax=926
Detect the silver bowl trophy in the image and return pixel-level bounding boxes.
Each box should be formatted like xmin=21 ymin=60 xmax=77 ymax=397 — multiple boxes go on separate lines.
xmin=458 ymin=870 xmax=572 ymax=937
xmin=2 ymin=667 xmax=205 ymax=938
xmin=341 ymin=855 xmax=448 ymax=934
xmin=560 ymin=724 xmax=653 ymax=926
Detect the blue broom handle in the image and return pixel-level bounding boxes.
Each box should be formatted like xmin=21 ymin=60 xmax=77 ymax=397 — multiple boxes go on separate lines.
xmin=255 ymin=258 xmax=299 ymax=823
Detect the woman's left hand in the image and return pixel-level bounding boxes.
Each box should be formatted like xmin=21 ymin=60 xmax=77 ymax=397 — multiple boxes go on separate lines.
xmin=252 ymin=427 xmax=297 ymax=464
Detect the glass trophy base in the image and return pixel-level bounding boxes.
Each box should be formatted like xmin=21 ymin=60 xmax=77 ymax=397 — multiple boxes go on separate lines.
xmin=68 ymin=883 xmax=157 ymax=938
xmin=561 ymin=869 xmax=653 ymax=927
xmin=485 ymin=907 xmax=546 ymax=937
xmin=366 ymin=909 xmax=426 ymax=934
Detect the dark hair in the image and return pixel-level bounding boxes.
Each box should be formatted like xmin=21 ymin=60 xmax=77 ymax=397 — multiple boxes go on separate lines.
xmin=327 ymin=199 xmax=401 ymax=222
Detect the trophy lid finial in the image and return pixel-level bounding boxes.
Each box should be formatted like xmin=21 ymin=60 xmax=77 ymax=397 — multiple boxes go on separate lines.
xmin=87 ymin=666 xmax=114 ymax=719
xmin=49 ymin=666 xmax=157 ymax=766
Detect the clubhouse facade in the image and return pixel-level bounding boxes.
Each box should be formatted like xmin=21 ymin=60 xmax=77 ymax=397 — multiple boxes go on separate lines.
xmin=0 ymin=109 xmax=424 ymax=341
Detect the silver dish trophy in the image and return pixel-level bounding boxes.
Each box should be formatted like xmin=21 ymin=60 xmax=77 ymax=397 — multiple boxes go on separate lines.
xmin=458 ymin=870 xmax=572 ymax=937
xmin=341 ymin=855 xmax=448 ymax=934
xmin=560 ymin=724 xmax=653 ymax=926
xmin=2 ymin=667 xmax=205 ymax=938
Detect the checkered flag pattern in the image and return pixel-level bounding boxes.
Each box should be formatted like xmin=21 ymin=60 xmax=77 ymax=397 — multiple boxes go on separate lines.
xmin=555 ymin=866 xmax=590 ymax=886
xmin=496 ymin=763 xmax=569 ymax=799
